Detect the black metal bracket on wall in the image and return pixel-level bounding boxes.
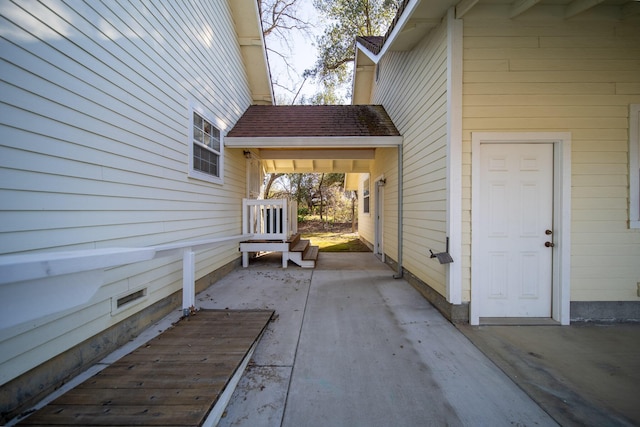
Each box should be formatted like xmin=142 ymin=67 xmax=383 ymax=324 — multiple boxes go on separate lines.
xmin=429 ymin=237 xmax=454 ymax=264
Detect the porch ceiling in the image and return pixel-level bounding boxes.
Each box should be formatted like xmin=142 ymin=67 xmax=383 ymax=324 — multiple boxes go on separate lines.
xmin=262 ymin=159 xmax=371 ymax=173
xmin=259 ymin=148 xmax=375 ymax=173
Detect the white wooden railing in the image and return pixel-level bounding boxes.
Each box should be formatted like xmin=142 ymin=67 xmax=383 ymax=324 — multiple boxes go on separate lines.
xmin=242 ymin=198 xmax=297 ymax=241
xmin=0 ymin=199 xmax=301 ymax=330
xmin=0 ymin=234 xmax=251 ymax=330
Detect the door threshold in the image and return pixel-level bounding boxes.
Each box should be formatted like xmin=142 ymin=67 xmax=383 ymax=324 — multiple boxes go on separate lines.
xmin=480 ymin=317 xmax=560 ymax=326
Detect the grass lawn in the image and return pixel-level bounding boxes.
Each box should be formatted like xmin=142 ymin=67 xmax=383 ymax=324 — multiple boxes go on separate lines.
xmin=298 ymin=219 xmax=371 ymax=252
xmin=302 ymin=231 xmax=370 ymax=252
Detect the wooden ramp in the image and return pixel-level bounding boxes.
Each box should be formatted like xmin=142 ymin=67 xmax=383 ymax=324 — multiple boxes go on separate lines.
xmin=18 ymin=309 xmax=274 ymax=427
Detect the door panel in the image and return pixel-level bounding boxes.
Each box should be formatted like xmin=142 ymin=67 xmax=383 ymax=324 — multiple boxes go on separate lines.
xmin=478 ymin=144 xmax=553 ymax=318
xmin=375 ymin=181 xmax=383 ymax=256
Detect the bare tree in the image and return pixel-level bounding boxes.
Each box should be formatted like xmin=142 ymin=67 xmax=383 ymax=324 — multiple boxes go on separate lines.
xmin=262 ymin=0 xmax=309 ymax=37
xmin=260 ymin=0 xmax=313 ymax=99
xmin=306 ymin=0 xmax=399 ymax=98
xmin=263 ymin=173 xmax=284 ymax=198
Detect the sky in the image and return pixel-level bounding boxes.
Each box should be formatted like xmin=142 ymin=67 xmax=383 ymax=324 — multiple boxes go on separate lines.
xmin=264 ymin=0 xmax=323 ymax=104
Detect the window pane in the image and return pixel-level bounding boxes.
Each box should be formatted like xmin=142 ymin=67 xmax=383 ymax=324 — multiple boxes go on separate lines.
xmin=209 ymin=134 xmax=220 ymax=151
xmin=363 ymin=177 xmax=370 ymax=213
xmin=194 ymin=113 xmax=203 ymax=129
xmin=194 ymin=143 xmax=219 ymax=177
xmin=194 ymin=128 xmax=203 ymax=143
xmin=191 ymin=110 xmax=221 ymax=179
xmin=211 ymin=126 xmax=220 ymax=151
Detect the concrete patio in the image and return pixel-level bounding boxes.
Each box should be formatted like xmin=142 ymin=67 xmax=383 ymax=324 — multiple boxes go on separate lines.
xmin=203 ymin=252 xmax=556 ymax=426
xmin=13 ymin=251 xmax=638 ymax=426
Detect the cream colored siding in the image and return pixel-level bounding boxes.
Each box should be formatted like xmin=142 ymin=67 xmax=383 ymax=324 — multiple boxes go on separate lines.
xmin=630 ymin=105 xmax=640 ymax=228
xmin=0 ymin=0 xmax=252 ymax=385
xmin=377 ymin=148 xmax=399 ymax=261
xmin=371 ymin=20 xmax=449 ymax=296
xmin=462 ymin=6 xmax=640 ymax=302
xmin=358 ymin=148 xmax=399 ymax=260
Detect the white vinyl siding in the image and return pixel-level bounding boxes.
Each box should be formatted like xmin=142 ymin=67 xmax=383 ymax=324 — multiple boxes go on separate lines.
xmin=462 ymin=6 xmax=640 ymax=302
xmin=370 ymin=20 xmax=449 ymax=297
xmin=630 ymin=104 xmax=640 ymax=228
xmin=0 ymin=0 xmax=252 ymax=385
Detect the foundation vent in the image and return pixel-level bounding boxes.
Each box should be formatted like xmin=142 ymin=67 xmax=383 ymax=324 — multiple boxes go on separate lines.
xmin=112 ymin=287 xmax=148 ymax=314
xmin=117 ymin=289 xmax=146 ymax=308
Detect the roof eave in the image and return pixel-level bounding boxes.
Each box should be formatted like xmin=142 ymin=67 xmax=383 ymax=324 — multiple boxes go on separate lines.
xmin=353 ymin=0 xmax=458 ymax=103
xmin=354 ymin=0 xmax=459 ymax=60
xmin=225 ymin=135 xmax=403 ymax=148
xmin=352 ymin=46 xmax=376 ymax=104
xmin=229 ymin=0 xmax=274 ymax=105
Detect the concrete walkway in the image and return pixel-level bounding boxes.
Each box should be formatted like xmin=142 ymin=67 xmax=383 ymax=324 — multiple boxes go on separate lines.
xmin=458 ymin=322 xmax=640 ymax=426
xmin=201 ymin=253 xmax=556 ymax=426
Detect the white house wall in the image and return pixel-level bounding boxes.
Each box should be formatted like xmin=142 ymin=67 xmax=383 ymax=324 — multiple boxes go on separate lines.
xmin=462 ymin=5 xmax=640 ymax=303
xmin=368 ymin=20 xmax=450 ymax=297
xmin=0 ymin=1 xmax=253 ymax=386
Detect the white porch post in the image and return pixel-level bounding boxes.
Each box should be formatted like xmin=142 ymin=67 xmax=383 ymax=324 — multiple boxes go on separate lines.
xmin=183 ymin=249 xmax=195 ymax=316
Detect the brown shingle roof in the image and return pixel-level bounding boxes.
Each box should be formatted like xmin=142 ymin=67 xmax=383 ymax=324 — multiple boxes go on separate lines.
xmin=357 ymin=0 xmax=411 ymax=55
xmin=227 ymin=105 xmax=400 ymax=138
xmin=356 ymin=36 xmax=385 ymax=55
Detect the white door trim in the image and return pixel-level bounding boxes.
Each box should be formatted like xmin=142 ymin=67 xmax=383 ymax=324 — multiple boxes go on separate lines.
xmin=374 ymin=174 xmax=385 ymax=262
xmin=471 ymin=132 xmax=571 ymax=325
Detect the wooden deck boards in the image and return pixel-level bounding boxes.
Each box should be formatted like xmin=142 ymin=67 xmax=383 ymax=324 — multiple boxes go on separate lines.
xmin=18 ymin=309 xmax=274 ymax=427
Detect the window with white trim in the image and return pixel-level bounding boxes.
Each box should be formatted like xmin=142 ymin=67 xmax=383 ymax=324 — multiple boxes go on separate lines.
xmin=630 ymin=104 xmax=640 ymax=228
xmin=189 ymin=107 xmax=223 ymax=184
xmin=363 ymin=176 xmax=370 ymax=214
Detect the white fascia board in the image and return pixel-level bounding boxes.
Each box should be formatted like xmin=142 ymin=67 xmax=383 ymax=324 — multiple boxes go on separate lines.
xmin=353 ymin=0 xmax=421 ymax=101
xmin=353 ymin=44 xmax=374 ymax=103
xmin=356 ymin=40 xmax=381 ymax=64
xmin=255 ymin=6 xmax=275 ymax=104
xmin=354 ymin=0 xmax=422 ymax=64
xmin=231 ymin=0 xmax=274 ymax=104
xmin=376 ymin=0 xmax=422 ymax=59
xmin=225 ymin=136 xmax=403 ymax=148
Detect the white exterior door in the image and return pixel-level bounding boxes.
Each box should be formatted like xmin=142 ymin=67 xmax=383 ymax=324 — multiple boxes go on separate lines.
xmin=477 ymin=143 xmax=554 ymax=318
